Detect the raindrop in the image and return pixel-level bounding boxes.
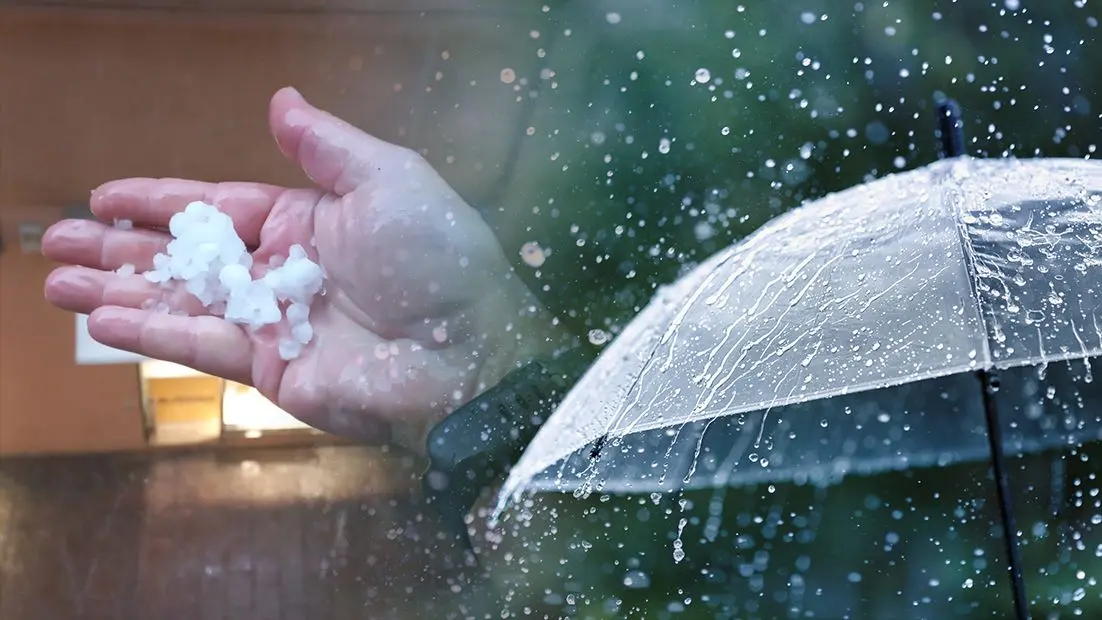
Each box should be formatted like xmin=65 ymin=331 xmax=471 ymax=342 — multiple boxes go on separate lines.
xmin=694 ymin=221 xmax=716 ymax=241
xmin=519 ymin=241 xmax=546 ymax=267
xmin=622 ymin=570 xmax=651 ymax=589
xmin=694 ymin=68 xmax=712 ymax=83
xmin=588 ymin=329 xmax=611 ymax=345
xmin=672 ymin=517 xmax=688 ymax=563
xmin=865 ymin=121 xmax=890 ymax=145
xmin=605 ymin=12 xmax=621 ymax=24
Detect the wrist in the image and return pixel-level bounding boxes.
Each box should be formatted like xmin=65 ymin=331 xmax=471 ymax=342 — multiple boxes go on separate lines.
xmin=387 ymin=276 xmax=576 ymax=457
xmin=471 ymin=274 xmax=579 ymax=396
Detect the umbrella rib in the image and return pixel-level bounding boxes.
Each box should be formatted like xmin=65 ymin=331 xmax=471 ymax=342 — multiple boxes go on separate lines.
xmin=944 ymin=173 xmax=1031 ymax=620
xmin=944 ymin=183 xmax=996 ymax=365
xmin=608 ymin=248 xmax=744 ymax=433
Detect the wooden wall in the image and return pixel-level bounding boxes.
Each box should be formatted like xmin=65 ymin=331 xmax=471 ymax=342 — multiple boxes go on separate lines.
xmin=0 ymin=208 xmax=148 ymax=454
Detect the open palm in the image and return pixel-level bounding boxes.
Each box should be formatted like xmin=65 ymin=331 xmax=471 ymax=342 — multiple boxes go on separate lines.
xmin=43 ymin=87 xmax=564 ymax=447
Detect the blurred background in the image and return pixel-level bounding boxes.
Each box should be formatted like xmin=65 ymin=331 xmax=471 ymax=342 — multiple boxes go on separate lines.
xmin=1 ymin=0 xmax=1100 ymax=618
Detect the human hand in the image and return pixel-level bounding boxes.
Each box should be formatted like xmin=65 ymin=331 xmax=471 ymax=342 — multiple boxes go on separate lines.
xmin=42 ymin=87 xmax=567 ymax=448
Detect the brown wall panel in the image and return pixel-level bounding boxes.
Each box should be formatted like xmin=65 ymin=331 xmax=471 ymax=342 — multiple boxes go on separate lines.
xmin=0 ymin=208 xmax=147 ymax=455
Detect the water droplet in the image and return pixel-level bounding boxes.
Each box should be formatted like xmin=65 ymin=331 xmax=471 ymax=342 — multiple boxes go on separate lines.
xmin=672 ymin=517 xmax=688 ymax=563
xmin=623 ymin=570 xmax=651 ymax=589
xmin=588 ymin=329 xmax=610 ymax=346
xmin=519 ymin=241 xmax=546 ymax=267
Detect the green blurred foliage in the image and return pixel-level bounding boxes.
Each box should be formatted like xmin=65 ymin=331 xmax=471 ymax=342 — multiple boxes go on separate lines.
xmin=487 ymin=0 xmax=1101 ymax=337
xmin=472 ymin=446 xmax=1100 ymax=618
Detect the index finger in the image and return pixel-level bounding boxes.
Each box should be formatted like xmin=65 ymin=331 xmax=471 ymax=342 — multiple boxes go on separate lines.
xmin=90 ymin=178 xmax=287 ymax=248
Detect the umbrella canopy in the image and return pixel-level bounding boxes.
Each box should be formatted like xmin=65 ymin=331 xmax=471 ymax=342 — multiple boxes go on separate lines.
xmin=498 ymin=156 xmax=1102 ymax=507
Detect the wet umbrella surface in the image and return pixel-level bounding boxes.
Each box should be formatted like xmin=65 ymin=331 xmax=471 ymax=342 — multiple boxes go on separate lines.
xmin=495 ymin=154 xmax=1102 ymax=619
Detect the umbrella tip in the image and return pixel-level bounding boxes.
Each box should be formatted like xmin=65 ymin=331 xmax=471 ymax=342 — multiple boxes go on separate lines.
xmin=935 ymin=98 xmax=967 ymax=159
xmin=589 ymin=433 xmax=610 ymax=460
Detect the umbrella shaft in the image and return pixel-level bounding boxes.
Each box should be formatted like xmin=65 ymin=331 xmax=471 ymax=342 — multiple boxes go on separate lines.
xmin=936 ymin=99 xmax=967 ymax=158
xmin=977 ymin=369 xmax=1030 ymax=620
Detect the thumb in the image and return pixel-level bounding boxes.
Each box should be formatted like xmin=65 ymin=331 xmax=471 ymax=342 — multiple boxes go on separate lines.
xmin=268 ymin=86 xmax=413 ymax=196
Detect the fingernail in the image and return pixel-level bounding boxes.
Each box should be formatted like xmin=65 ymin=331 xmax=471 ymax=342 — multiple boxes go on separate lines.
xmin=90 ymin=307 xmax=144 ymax=335
xmin=42 ymin=220 xmax=87 ymax=252
xmin=45 ymin=272 xmax=86 ymax=302
xmin=55 ymin=269 xmax=94 ymax=290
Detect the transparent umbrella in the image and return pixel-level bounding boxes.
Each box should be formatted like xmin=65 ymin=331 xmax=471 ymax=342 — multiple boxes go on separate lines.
xmin=493 ymin=103 xmax=1102 ymax=620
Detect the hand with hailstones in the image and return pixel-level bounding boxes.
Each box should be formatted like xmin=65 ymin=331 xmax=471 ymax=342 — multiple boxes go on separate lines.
xmin=42 ymin=87 xmax=567 ymax=449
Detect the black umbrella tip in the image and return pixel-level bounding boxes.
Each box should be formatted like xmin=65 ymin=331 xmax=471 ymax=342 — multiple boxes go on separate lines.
xmin=935 ymin=97 xmax=968 ymax=159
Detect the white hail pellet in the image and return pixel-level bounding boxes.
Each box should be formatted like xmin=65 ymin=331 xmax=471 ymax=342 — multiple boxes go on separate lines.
xmin=140 ymin=201 xmax=326 ymax=360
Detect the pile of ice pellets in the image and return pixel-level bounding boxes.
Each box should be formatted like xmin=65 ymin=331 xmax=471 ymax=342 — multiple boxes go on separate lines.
xmin=119 ymin=201 xmax=325 ymax=360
